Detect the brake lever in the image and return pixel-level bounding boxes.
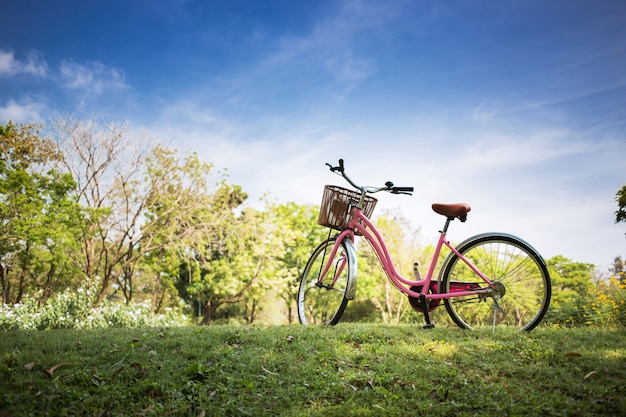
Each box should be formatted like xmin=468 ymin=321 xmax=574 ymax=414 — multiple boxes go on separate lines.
xmin=326 ymin=159 xmax=345 ymax=173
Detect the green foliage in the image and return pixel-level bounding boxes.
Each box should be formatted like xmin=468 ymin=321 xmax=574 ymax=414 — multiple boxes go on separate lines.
xmin=138 ymin=146 xmax=240 ymax=313
xmin=592 ymin=278 xmax=626 ymax=326
xmin=1 ymin=122 xmax=84 ymax=305
xmin=270 ymin=202 xmax=329 ymax=323
xmin=544 ymin=255 xmax=626 ymax=327
xmin=0 ymin=325 xmax=624 ymax=416
xmin=176 ymin=201 xmax=276 ymax=324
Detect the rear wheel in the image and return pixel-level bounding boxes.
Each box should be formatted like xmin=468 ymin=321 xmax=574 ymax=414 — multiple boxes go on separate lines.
xmin=298 ymin=237 xmax=352 ymax=325
xmin=440 ymin=233 xmax=551 ymax=331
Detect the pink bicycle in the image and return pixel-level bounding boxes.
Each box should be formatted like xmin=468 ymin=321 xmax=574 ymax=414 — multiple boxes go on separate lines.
xmin=297 ymin=159 xmax=551 ymax=331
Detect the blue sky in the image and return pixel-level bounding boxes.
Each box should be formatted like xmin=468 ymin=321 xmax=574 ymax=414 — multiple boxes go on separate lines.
xmin=1 ymin=0 xmax=625 ymax=270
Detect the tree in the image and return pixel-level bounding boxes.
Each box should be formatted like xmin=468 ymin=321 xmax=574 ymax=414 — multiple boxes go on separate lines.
xmin=51 ymin=117 xmax=154 ymax=304
xmin=545 ymin=255 xmax=595 ymax=325
xmin=609 ymin=256 xmax=625 ymax=284
xmin=121 ymin=145 xmax=231 ymax=308
xmin=270 ymin=202 xmax=328 ymax=323
xmin=174 ymin=187 xmax=280 ymax=325
xmin=0 ymin=122 xmax=82 ymax=304
xmin=615 ymin=185 xmax=626 ymax=225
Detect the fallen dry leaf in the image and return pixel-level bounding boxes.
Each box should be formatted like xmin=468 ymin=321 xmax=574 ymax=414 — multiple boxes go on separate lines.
xmin=130 ymin=363 xmax=148 ymax=377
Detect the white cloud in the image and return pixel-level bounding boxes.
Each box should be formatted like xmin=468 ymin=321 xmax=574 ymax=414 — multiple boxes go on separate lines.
xmin=454 ymin=131 xmax=586 ymax=170
xmin=0 ymin=49 xmax=127 ymax=94
xmin=60 ymin=60 xmax=127 ymax=93
xmin=471 ymin=104 xmax=496 ymax=122
xmin=0 ymin=49 xmax=47 ymax=77
xmin=0 ymin=98 xmax=46 ymax=123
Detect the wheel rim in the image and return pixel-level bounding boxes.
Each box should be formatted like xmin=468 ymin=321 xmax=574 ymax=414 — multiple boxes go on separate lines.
xmin=443 ymin=239 xmax=550 ymax=330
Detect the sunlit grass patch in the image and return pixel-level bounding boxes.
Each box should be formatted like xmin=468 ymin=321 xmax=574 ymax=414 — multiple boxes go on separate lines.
xmin=0 ymin=324 xmax=624 ymax=416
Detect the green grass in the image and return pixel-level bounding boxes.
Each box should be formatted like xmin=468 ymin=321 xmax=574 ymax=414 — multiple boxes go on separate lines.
xmin=1 ymin=324 xmax=624 ymax=416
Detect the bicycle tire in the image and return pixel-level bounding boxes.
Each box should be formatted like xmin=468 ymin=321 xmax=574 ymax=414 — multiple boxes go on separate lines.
xmin=440 ymin=233 xmax=551 ymax=331
xmin=297 ymin=237 xmax=353 ymax=325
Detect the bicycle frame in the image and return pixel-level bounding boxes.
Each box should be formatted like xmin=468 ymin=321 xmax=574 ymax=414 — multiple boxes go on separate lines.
xmin=319 ymin=207 xmax=495 ymax=302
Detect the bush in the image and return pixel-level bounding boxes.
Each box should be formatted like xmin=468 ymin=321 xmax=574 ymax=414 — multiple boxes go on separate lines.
xmin=0 ymin=287 xmax=189 ymax=330
xmin=592 ymin=277 xmax=626 ymax=326
xmin=545 ymin=277 xmax=626 ymax=327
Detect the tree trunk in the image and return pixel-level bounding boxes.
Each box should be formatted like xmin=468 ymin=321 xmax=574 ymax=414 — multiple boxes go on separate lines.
xmin=37 ymin=261 xmax=56 ymax=306
xmin=16 ymin=268 xmax=28 ymax=304
xmin=0 ymin=264 xmax=9 ymax=304
xmin=201 ymin=298 xmax=220 ymax=325
xmin=95 ymin=266 xmax=115 ymax=305
xmin=245 ymin=299 xmax=258 ymax=324
xmin=286 ymin=300 xmax=293 ymax=324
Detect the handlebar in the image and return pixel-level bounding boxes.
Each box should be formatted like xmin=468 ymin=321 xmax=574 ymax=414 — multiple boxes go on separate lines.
xmin=326 ymin=159 xmax=414 ymax=196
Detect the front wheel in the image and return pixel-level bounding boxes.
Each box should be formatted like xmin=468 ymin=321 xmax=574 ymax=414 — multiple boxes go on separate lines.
xmin=440 ymin=233 xmax=551 ymax=331
xmin=298 ymin=237 xmax=353 ymax=325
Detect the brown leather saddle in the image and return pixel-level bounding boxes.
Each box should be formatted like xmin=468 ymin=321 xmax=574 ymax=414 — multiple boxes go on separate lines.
xmin=431 ymin=203 xmax=471 ymax=222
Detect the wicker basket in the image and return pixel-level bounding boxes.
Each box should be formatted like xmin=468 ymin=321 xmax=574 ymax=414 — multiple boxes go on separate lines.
xmin=318 ymin=185 xmax=377 ymax=235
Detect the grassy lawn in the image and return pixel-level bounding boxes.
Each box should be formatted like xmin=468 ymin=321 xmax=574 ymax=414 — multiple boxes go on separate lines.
xmin=1 ymin=324 xmax=624 ymax=416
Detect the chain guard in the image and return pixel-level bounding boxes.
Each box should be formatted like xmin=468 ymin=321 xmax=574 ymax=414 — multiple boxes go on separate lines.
xmin=408 ymin=282 xmax=441 ymax=312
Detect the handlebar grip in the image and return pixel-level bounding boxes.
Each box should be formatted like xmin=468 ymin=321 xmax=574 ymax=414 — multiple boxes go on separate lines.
xmin=392 ymin=186 xmax=414 ymax=194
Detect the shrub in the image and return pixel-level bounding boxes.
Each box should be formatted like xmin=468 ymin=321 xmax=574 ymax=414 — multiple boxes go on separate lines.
xmin=0 ymin=287 xmax=188 ymax=330
xmin=545 ymin=277 xmax=626 ymax=327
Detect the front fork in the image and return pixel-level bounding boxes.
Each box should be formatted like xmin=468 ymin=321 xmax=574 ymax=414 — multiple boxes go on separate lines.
xmin=318 ymin=236 xmax=358 ymax=300
xmin=343 ymin=238 xmax=358 ymax=300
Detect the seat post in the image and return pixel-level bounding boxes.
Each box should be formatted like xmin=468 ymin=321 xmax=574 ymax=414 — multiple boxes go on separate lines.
xmin=442 ymin=217 xmax=453 ymax=233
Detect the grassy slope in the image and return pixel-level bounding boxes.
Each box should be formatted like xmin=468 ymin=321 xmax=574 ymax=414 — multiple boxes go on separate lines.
xmin=0 ymin=324 xmax=624 ymax=416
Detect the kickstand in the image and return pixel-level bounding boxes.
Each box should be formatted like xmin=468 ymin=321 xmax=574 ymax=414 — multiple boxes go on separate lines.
xmin=420 ymin=294 xmax=435 ymax=329
xmin=491 ymin=296 xmax=504 ymax=332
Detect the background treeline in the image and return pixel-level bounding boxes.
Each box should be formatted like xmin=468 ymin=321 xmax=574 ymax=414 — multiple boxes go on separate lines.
xmin=1 ymin=118 xmax=624 ymax=329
